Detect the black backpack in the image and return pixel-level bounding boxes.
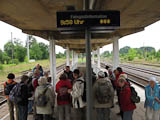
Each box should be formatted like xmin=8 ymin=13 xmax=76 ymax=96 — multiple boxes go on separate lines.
xmin=130 ymin=86 xmax=140 ymax=103
xmin=36 ymin=87 xmax=48 ymax=107
xmin=4 ymin=82 xmax=16 ymax=95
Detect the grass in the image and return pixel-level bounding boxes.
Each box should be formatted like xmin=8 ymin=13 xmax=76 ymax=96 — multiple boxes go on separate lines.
xmin=78 ymin=58 xmax=86 ymax=63
xmin=0 ymin=58 xmax=67 ymax=82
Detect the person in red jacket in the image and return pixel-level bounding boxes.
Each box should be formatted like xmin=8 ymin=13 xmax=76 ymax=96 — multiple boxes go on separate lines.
xmin=56 ymin=73 xmax=72 ymax=120
xmin=114 ymin=67 xmax=125 ymax=116
xmin=118 ymin=76 xmax=136 ymax=120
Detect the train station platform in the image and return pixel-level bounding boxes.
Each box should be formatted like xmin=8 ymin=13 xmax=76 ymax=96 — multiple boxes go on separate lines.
xmin=2 ymin=92 xmax=145 ymax=120
xmin=1 ymin=64 xmax=146 ymax=120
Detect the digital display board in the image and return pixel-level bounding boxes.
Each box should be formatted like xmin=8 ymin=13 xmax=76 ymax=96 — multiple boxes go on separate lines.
xmin=57 ymin=11 xmax=120 ymax=30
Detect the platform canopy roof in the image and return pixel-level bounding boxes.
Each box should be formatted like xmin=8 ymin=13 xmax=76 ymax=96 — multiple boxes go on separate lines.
xmin=0 ymin=0 xmax=160 ymax=52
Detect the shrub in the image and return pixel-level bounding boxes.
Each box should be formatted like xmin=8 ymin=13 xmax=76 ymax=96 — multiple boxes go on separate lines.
xmin=24 ymin=56 xmax=29 ymax=63
xmin=12 ymin=59 xmax=19 ymax=65
xmin=0 ymin=64 xmax=3 ymax=70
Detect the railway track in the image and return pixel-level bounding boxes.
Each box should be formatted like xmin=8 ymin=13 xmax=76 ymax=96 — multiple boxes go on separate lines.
xmin=126 ymin=61 xmax=160 ymax=68
xmin=120 ymin=64 xmax=160 ymax=77
xmin=0 ymin=63 xmax=66 ymax=106
xmin=101 ymin=63 xmax=150 ymax=88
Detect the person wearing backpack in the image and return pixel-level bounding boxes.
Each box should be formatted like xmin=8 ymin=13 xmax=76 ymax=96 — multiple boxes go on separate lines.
xmin=56 ymin=73 xmax=72 ymax=120
xmin=34 ymin=77 xmax=55 ymax=120
xmin=16 ymin=75 xmax=32 ymax=120
xmin=144 ymin=77 xmax=160 ymax=120
xmin=27 ymin=72 xmax=34 ymax=114
xmin=93 ymin=71 xmax=114 ymax=120
xmin=68 ymin=69 xmax=86 ymax=120
xmin=4 ymin=73 xmax=18 ymax=120
xmin=118 ymin=76 xmax=136 ymax=120
xmin=114 ymin=67 xmax=125 ymax=116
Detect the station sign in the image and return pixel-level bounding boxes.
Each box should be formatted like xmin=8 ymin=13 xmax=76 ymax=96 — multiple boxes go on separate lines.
xmin=57 ymin=11 xmax=120 ymax=30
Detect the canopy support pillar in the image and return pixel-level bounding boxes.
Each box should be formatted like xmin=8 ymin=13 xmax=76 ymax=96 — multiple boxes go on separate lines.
xmin=113 ymin=37 xmax=120 ymax=70
xmin=49 ymin=37 xmax=56 ymax=86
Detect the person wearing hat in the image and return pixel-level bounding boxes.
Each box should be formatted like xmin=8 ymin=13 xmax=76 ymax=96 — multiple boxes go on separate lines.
xmin=118 ymin=76 xmax=136 ymax=120
xmin=4 ymin=73 xmax=18 ymax=120
xmin=93 ymin=71 xmax=114 ymax=120
xmin=144 ymin=77 xmax=160 ymax=120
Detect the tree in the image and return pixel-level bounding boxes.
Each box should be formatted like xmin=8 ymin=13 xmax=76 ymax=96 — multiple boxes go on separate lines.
xmin=119 ymin=46 xmax=131 ymax=55
xmin=56 ymin=52 xmax=65 ymax=58
xmin=30 ymin=39 xmax=42 ymax=60
xmin=2 ymin=52 xmax=11 ymax=64
xmin=39 ymin=42 xmax=49 ymax=59
xmin=127 ymin=48 xmax=137 ymax=61
xmin=4 ymin=41 xmax=14 ymax=58
xmin=0 ymin=49 xmax=3 ymax=63
xmin=14 ymin=45 xmax=27 ymax=62
xmin=13 ymin=39 xmax=27 ymax=62
xmin=156 ymin=50 xmax=160 ymax=61
xmin=102 ymin=51 xmax=111 ymax=57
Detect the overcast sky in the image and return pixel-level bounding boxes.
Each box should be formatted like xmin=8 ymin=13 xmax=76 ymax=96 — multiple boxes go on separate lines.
xmin=0 ymin=20 xmax=160 ymax=54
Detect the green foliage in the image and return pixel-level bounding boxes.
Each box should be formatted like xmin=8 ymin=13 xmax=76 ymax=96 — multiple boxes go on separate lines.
xmin=156 ymin=50 xmax=160 ymax=61
xmin=4 ymin=41 xmax=14 ymax=58
xmin=102 ymin=51 xmax=111 ymax=57
xmin=119 ymin=46 xmax=159 ymax=62
xmin=119 ymin=46 xmax=131 ymax=55
xmin=1 ymin=36 xmax=49 ymax=64
xmin=0 ymin=49 xmax=3 ymax=63
xmin=24 ymin=56 xmax=29 ymax=63
xmin=56 ymin=52 xmax=65 ymax=58
xmin=14 ymin=40 xmax=27 ymax=62
xmin=140 ymin=47 xmax=156 ymax=53
xmin=0 ymin=64 xmax=3 ymax=70
xmin=38 ymin=42 xmax=49 ymax=59
xmin=12 ymin=59 xmax=19 ymax=65
xmin=127 ymin=48 xmax=137 ymax=61
xmin=30 ymin=40 xmax=42 ymax=60
xmin=2 ymin=52 xmax=11 ymax=64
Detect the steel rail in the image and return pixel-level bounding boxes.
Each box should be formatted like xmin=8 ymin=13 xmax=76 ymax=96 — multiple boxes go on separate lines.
xmin=100 ymin=63 xmax=148 ymax=88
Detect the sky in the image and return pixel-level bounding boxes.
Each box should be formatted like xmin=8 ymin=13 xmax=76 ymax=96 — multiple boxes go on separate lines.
xmin=0 ymin=20 xmax=160 ymax=54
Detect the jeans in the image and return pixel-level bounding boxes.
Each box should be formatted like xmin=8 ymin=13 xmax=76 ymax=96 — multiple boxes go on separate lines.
xmin=123 ymin=110 xmax=134 ymax=120
xmin=145 ymin=107 xmax=160 ymax=120
xmin=7 ymin=99 xmax=18 ymax=120
xmin=58 ymin=104 xmax=71 ymax=120
xmin=96 ymin=108 xmax=110 ymax=120
xmin=17 ymin=105 xmax=28 ymax=120
xmin=28 ymin=100 xmax=33 ymax=113
xmin=36 ymin=114 xmax=52 ymax=120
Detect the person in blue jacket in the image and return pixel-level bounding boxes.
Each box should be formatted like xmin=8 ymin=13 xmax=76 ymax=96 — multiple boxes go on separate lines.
xmin=144 ymin=77 xmax=160 ymax=120
xmin=32 ymin=64 xmax=43 ymax=76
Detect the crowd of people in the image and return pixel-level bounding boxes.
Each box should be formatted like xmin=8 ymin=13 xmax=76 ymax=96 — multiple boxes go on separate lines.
xmin=3 ymin=63 xmax=160 ymax=120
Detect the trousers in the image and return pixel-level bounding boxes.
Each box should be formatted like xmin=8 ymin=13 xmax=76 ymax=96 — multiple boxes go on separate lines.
xmin=7 ymin=99 xmax=18 ymax=120
xmin=58 ymin=104 xmax=71 ymax=120
xmin=146 ymin=107 xmax=160 ymax=120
